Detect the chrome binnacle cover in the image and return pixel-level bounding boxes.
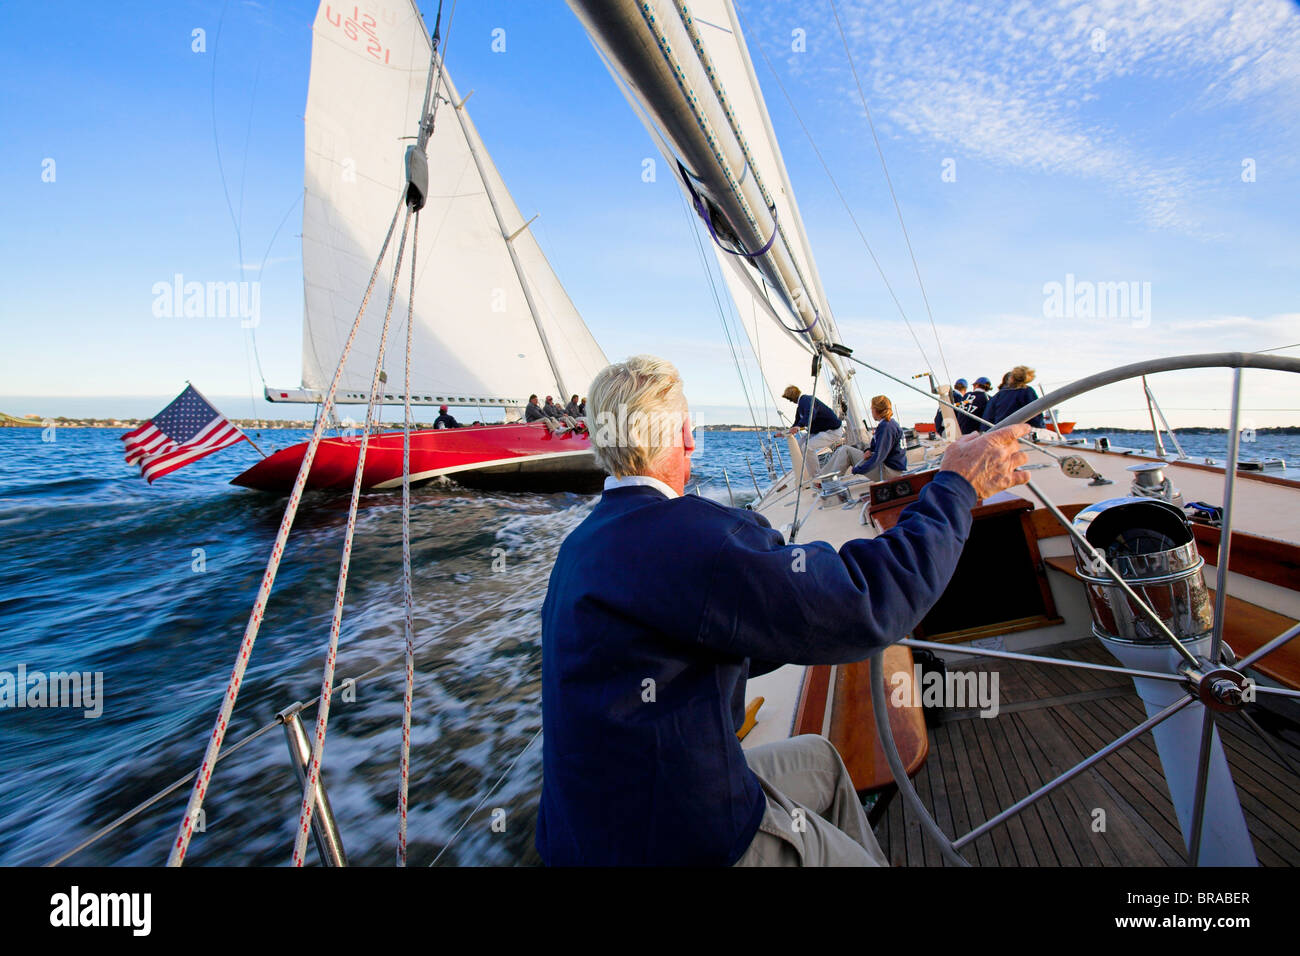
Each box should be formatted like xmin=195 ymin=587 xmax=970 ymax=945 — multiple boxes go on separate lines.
xmin=1071 ymin=497 xmax=1213 ymax=645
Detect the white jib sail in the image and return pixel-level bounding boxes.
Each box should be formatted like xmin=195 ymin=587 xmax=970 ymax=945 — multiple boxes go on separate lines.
xmin=300 ymin=1 xmax=608 ymax=406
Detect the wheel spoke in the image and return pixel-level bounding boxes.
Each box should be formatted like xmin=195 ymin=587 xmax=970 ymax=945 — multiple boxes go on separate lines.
xmin=1186 ymin=372 xmax=1247 ymax=866
xmin=901 ymin=638 xmax=1187 ymax=684
xmin=953 ymin=696 xmax=1194 ymax=850
xmin=1235 ymin=708 xmax=1300 ymax=779
xmin=1185 ymin=708 xmax=1218 ymax=866
xmin=1237 ymin=623 xmax=1300 ymax=670
xmin=1251 ymin=685 xmax=1300 ymax=700
xmin=1210 ymin=370 xmax=1244 ymax=664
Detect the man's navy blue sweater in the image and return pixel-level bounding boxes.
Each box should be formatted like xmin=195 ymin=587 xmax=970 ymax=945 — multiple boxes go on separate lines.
xmin=793 ymin=395 xmax=841 ymax=434
xmin=536 ymin=471 xmax=977 ymax=865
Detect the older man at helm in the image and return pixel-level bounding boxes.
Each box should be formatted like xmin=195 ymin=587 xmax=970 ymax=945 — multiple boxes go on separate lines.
xmin=536 ymin=355 xmax=1031 ymax=866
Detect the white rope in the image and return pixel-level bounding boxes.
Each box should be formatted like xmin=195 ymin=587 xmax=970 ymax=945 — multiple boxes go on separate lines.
xmin=55 ymin=577 xmax=536 ymax=867
xmin=397 ymin=211 xmax=420 ymax=866
xmin=166 ymin=194 xmax=408 ymax=867
xmin=291 ymin=205 xmax=415 ymax=867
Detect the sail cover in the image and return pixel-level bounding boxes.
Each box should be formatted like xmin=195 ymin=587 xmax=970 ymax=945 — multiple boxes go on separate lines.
xmin=300 ymin=0 xmax=607 ymax=404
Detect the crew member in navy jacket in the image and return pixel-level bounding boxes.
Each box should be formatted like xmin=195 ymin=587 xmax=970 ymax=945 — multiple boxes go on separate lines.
xmin=958 ymin=377 xmax=992 ymax=434
xmin=852 ymin=395 xmax=908 ymax=481
xmin=433 ymin=404 xmax=460 ymax=429
xmin=537 ymin=355 xmax=1030 ymax=866
xmin=819 ymin=394 xmax=907 ymax=481
xmin=981 ymin=365 xmax=1045 ymax=431
xmin=782 ymin=384 xmax=845 ymax=458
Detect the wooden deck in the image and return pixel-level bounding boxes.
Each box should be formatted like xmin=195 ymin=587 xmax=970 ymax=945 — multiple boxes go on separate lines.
xmin=873 ymin=640 xmax=1300 ymax=866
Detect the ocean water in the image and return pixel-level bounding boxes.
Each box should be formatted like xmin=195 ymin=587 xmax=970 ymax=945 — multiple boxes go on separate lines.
xmin=0 ymin=424 xmax=1295 ymax=867
xmin=0 ymin=425 xmax=774 ymax=867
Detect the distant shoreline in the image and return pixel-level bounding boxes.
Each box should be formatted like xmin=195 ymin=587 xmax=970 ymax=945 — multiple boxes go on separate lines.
xmin=694 ymin=424 xmax=1300 ymax=435
xmin=3 ymin=418 xmax=1299 ymax=434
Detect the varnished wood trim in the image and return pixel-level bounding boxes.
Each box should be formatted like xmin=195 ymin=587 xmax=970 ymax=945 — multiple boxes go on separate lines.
xmin=1190 ymin=523 xmax=1300 ymax=591
xmin=917 ymin=614 xmax=1065 ymax=645
xmin=793 ymin=664 xmax=831 ymax=737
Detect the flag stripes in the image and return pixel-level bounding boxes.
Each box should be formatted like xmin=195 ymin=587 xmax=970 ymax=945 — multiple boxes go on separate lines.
xmin=120 ymin=386 xmax=246 ymax=483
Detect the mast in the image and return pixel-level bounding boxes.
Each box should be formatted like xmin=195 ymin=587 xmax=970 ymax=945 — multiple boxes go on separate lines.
xmin=445 ymin=70 xmax=570 ymax=401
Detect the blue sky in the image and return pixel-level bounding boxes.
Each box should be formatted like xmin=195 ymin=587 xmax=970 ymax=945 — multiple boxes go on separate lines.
xmin=2 ymin=0 xmax=1298 ymax=427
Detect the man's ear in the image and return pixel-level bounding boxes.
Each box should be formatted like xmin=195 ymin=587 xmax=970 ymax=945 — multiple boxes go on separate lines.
xmin=682 ymin=411 xmax=696 ymax=453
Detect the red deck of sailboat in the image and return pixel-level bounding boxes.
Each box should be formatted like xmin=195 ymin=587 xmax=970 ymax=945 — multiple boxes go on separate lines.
xmin=232 ymin=421 xmax=604 ymax=494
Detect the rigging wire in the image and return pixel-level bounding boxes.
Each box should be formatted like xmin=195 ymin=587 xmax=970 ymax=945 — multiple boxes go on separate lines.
xmin=429 ymin=727 xmax=542 ymax=867
xmin=165 ymin=193 xmax=409 ymax=868
xmin=246 ymin=190 xmax=304 ymax=388
xmin=827 ymin=0 xmax=953 ymax=388
xmin=678 ymin=190 xmax=765 ymax=433
xmin=397 ymin=213 xmax=421 ymax=867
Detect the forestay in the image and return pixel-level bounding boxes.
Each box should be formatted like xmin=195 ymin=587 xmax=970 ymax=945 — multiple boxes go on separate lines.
xmin=300 ymin=0 xmax=607 ymax=405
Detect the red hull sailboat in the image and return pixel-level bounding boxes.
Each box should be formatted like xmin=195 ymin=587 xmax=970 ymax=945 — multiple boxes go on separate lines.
xmin=232 ymin=421 xmax=603 ymax=493
xmin=239 ymin=3 xmax=609 ymax=496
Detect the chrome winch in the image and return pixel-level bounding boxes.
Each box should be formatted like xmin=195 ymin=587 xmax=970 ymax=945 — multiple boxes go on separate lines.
xmin=1126 ymin=461 xmax=1183 ymax=506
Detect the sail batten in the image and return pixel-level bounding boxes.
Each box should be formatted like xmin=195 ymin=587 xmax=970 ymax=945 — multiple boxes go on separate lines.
xmin=299 ymin=1 xmax=607 ymax=406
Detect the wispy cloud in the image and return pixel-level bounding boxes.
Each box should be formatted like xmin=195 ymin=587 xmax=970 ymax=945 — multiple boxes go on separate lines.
xmin=240 ymin=256 xmax=296 ymax=271
xmin=754 ymin=0 xmax=1300 ymax=234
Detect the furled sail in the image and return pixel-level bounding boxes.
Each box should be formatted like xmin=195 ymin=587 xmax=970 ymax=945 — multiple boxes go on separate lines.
xmin=295 ymin=0 xmax=607 ymax=406
xmin=569 ymin=0 xmax=859 ymax=427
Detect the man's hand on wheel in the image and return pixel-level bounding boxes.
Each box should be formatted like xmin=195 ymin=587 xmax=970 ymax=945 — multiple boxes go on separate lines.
xmin=939 ymin=424 xmax=1032 ymax=499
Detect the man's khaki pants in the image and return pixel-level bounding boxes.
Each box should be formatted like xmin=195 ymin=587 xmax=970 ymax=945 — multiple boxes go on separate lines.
xmin=800 ymin=425 xmax=845 ymax=459
xmin=734 ymin=735 xmax=888 ymax=866
xmin=821 ymin=443 xmax=904 ymax=482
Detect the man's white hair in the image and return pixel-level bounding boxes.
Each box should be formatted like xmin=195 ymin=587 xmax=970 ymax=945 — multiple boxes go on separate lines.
xmin=587 ymin=355 xmax=688 ymax=477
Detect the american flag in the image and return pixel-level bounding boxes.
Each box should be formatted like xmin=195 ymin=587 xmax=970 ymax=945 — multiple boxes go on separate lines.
xmin=121 ymin=385 xmax=246 ymax=483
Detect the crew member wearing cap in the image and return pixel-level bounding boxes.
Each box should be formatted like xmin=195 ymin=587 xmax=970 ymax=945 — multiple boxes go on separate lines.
xmin=782 ymin=384 xmax=844 ymax=458
xmin=959 ymin=377 xmax=992 ymax=434
xmin=433 ymin=404 xmax=460 ymax=429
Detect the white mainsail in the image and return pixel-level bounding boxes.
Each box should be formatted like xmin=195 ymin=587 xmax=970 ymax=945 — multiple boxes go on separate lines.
xmin=296 ymin=0 xmax=607 ymax=407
